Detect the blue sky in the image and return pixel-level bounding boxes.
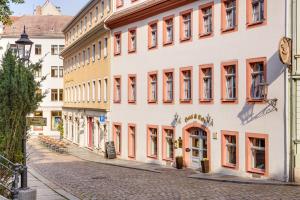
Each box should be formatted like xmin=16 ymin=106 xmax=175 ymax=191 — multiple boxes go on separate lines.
xmin=10 ymin=0 xmax=87 ymax=16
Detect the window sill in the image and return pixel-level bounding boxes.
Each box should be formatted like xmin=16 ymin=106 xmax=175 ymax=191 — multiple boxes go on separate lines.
xmin=221 ymin=26 xmax=238 ymax=34
xmin=147 ymin=155 xmax=158 ymax=159
xmin=247 ymin=98 xmax=266 ymax=104
xmin=114 ymin=52 xmax=121 ymax=56
xmin=128 ymin=100 xmax=136 ymax=104
xmin=199 ymin=99 xmax=213 ymax=104
xmin=163 ymin=41 xmax=174 ymax=47
xmin=163 ymin=100 xmax=174 ymax=104
xmin=199 ymin=32 xmax=213 ymax=39
xmin=180 ymin=37 xmax=192 ymax=43
xmin=148 ymin=45 xmax=157 ymax=50
xmin=128 ymin=155 xmax=135 ymax=159
xmin=148 ymin=100 xmax=157 ymax=104
xmin=113 ymin=100 xmax=121 ymax=104
xmin=246 ymin=20 xmax=266 ymax=28
xmin=247 ymin=168 xmax=266 ymax=175
xmin=222 ymin=163 xmax=238 ymax=170
xmin=128 ymin=49 xmax=136 ymax=54
xmin=180 ymin=99 xmax=192 ymax=104
xmin=221 ymin=99 xmax=238 ymax=104
xmin=163 ymin=158 xmax=174 ymax=162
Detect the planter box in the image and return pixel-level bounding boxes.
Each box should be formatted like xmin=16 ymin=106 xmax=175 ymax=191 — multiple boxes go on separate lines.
xmin=176 ymin=156 xmax=183 ymax=169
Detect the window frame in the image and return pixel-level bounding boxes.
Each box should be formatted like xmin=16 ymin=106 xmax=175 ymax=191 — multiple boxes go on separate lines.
xmin=245 ymin=132 xmax=269 ymax=175
xmin=163 ymin=68 xmax=174 ymax=104
xmin=162 ymin=126 xmax=175 ymax=161
xmin=221 ymin=130 xmax=239 ymax=169
xmin=113 ymin=123 xmax=122 ymax=155
xmin=221 ymin=0 xmax=239 ymax=34
xmin=51 ymin=89 xmax=58 ymax=101
xmin=246 ymin=0 xmax=267 ymax=28
xmin=163 ymin=15 xmax=174 ymax=46
xmin=147 ymin=125 xmax=159 ymax=159
xmin=114 ymin=75 xmax=122 ymax=103
xmin=35 ymin=44 xmax=42 ymax=55
xmin=128 ymin=74 xmax=137 ymax=104
xmin=199 ymin=64 xmax=214 ymax=103
xmin=114 ymin=32 xmax=122 ymax=56
xmin=128 ymin=123 xmax=136 ymax=159
xmin=221 ymin=60 xmax=238 ymax=104
xmin=147 ymin=71 xmax=158 ymax=104
xmin=246 ymin=57 xmax=267 ymax=103
xmin=199 ymin=2 xmax=214 ymax=38
xmin=128 ymin=27 xmax=137 ymax=53
xmin=148 ymin=20 xmax=158 ymax=49
xmin=180 ymin=9 xmax=193 ymax=42
xmin=180 ymin=66 xmax=193 ymax=104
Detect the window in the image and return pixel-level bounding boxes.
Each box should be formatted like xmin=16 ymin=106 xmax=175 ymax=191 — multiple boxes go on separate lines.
xmin=84 ymin=16 xmax=87 ymax=30
xmin=59 ymin=67 xmax=64 ymax=77
xmin=116 ymin=0 xmax=123 ymax=8
xmin=114 ymin=32 xmax=121 ymax=56
xmin=247 ymin=0 xmax=266 ymax=27
xmin=113 ymin=123 xmax=122 ymax=155
xmin=104 ymin=78 xmax=108 ymax=102
xmin=51 ymin=45 xmax=58 ymax=55
xmin=180 ymin=10 xmax=192 ymax=42
xmin=95 ymin=6 xmax=99 ymax=22
xmin=114 ymin=76 xmax=121 ymax=103
xmin=51 ymin=89 xmax=58 ymax=101
xmin=80 ymin=20 xmax=83 ymax=33
xmin=128 ymin=28 xmax=136 ymax=53
xmin=59 ymin=89 xmax=63 ymax=101
xmin=246 ymin=57 xmax=267 ymax=102
xmin=180 ymin=67 xmax=192 ymax=103
xmin=89 ymin=12 xmax=93 ymax=27
xmin=87 ymin=82 xmax=90 ymax=102
xmin=199 ymin=3 xmax=214 ymax=37
xmin=98 ymin=80 xmax=101 ymax=102
xmin=59 ymin=45 xmax=64 ymax=53
xmin=147 ymin=125 xmax=158 ymax=159
xmin=221 ymin=0 xmax=238 ymax=32
xmin=221 ymin=131 xmax=238 ymax=169
xmin=82 ymin=50 xmax=86 ymax=65
xmin=221 ymin=61 xmax=238 ymax=103
xmin=163 ymin=16 xmax=174 ymax=45
xmin=163 ymin=69 xmax=174 ymax=103
xmin=148 ymin=21 xmax=158 ymax=49
xmin=107 ymin=0 xmax=111 ymax=12
xmin=92 ymin=81 xmax=96 ymax=101
xmin=92 ymin=44 xmax=96 ymax=62
xmin=128 ymin=75 xmax=136 ymax=103
xmin=82 ymin=83 xmax=86 ymax=102
xmin=128 ymin=124 xmax=136 ymax=158
xmin=162 ymin=127 xmax=174 ymax=161
xmin=78 ymin=85 xmax=81 ymax=102
xmin=35 ymin=44 xmax=42 ymax=55
xmin=104 ymin=37 xmax=108 ymax=57
xmin=199 ymin=64 xmax=213 ymax=103
xmin=87 ymin=48 xmax=91 ymax=64
xmin=34 ymin=67 xmax=42 ymax=78
xmin=98 ymin=41 xmax=101 ymax=59
xmin=148 ymin=72 xmax=158 ymax=103
xmin=246 ymin=133 xmax=268 ymax=175
xmin=51 ymin=66 xmax=58 ymax=77
xmin=101 ymin=0 xmax=104 ymax=17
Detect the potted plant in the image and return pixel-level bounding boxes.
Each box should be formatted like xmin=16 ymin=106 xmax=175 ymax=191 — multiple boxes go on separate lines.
xmin=201 ymin=158 xmax=209 ymax=173
xmin=175 ymin=156 xmax=183 ymax=169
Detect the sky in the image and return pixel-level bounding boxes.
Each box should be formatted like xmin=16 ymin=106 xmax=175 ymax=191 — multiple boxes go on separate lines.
xmin=9 ymin=0 xmax=87 ymax=16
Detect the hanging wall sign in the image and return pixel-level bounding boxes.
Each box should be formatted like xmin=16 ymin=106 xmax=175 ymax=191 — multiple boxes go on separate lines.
xmin=184 ymin=113 xmax=214 ymax=127
xmin=279 ymin=37 xmax=292 ymax=66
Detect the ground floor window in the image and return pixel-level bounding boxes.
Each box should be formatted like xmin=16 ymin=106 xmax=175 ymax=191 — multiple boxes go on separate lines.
xmin=221 ymin=131 xmax=238 ymax=169
xmin=162 ymin=127 xmax=174 ymax=161
xmin=113 ymin=123 xmax=121 ymax=155
xmin=246 ymin=133 xmax=268 ymax=175
xmin=147 ymin=125 xmax=158 ymax=159
xmin=128 ymin=124 xmax=136 ymax=158
xmin=51 ymin=111 xmax=62 ymax=131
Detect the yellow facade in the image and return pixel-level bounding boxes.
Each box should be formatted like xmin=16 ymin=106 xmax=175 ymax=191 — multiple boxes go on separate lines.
xmin=61 ymin=0 xmax=111 ymax=112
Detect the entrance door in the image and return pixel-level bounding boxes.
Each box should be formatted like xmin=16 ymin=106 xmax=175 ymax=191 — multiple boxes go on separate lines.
xmin=189 ymin=128 xmax=207 ymax=169
xmin=88 ymin=117 xmax=93 ymax=148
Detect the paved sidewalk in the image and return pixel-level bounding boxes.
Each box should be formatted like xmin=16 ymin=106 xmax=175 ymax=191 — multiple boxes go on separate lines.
xmin=65 ymin=141 xmax=167 ymax=173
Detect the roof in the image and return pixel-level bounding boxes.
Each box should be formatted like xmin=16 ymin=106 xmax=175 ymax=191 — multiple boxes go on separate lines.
xmin=1 ymin=15 xmax=73 ymax=38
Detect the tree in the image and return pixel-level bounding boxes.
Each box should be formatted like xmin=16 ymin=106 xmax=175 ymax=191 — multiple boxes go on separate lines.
xmin=0 ymin=50 xmax=45 ymax=197
xmin=0 ymin=0 xmax=24 ymax=25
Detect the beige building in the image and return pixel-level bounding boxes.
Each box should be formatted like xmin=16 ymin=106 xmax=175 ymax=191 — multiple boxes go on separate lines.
xmin=34 ymin=0 xmax=61 ymax=16
xmin=61 ymin=0 xmax=112 ymax=152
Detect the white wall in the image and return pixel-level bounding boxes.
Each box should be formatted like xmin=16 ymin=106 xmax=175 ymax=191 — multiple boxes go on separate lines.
xmin=110 ymin=0 xmax=288 ymax=181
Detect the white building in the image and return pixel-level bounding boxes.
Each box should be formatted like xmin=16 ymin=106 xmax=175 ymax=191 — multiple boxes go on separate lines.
xmin=105 ymin=0 xmax=290 ymax=181
xmin=0 ymin=5 xmax=72 ymax=137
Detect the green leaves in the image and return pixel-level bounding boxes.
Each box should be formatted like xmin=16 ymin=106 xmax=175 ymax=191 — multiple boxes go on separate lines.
xmin=0 ymin=0 xmax=24 ymax=25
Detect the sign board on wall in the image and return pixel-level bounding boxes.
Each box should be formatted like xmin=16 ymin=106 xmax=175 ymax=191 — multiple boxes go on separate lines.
xmin=26 ymin=117 xmax=47 ymax=126
xmin=99 ymin=115 xmax=106 ymax=125
xmin=279 ymin=37 xmax=292 ymax=65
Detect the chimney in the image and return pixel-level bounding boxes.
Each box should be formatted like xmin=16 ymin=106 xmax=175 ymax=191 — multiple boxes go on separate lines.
xmin=34 ymin=6 xmax=42 ymax=15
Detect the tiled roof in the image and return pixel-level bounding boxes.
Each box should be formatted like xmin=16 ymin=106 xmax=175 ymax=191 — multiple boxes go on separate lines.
xmin=1 ymin=15 xmax=73 ymax=38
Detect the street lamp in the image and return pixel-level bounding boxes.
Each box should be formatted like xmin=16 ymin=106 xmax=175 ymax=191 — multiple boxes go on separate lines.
xmin=15 ymin=26 xmax=33 ymax=63
xmin=15 ymin=26 xmax=33 ymax=190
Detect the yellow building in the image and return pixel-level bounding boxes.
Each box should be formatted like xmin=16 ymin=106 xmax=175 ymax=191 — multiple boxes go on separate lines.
xmin=61 ymin=0 xmax=111 ymax=152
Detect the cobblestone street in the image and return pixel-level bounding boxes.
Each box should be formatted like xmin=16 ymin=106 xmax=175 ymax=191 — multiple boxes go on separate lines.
xmin=28 ymin=141 xmax=300 ymax=200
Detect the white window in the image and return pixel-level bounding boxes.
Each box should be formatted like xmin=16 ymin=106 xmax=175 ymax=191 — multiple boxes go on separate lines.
xmin=150 ymin=128 xmax=158 ymax=156
xmin=166 ymin=72 xmax=173 ymax=101
xmin=104 ymin=38 xmax=108 ymax=57
xmin=82 ymin=50 xmax=86 ymax=65
xmin=92 ymin=81 xmax=96 ymax=101
xmin=203 ymin=68 xmax=212 ymax=100
xmin=225 ymin=135 xmax=237 ymax=165
xmin=150 ymin=75 xmax=157 ymax=101
xmin=251 ymin=63 xmax=265 ymax=99
xmin=74 ymin=86 xmax=77 ymax=103
xmin=101 ymin=0 xmax=104 ymax=17
xmin=98 ymin=41 xmax=101 ymax=60
xmin=78 ymin=85 xmax=81 ymax=102
xmin=225 ymin=0 xmax=236 ymax=29
xmin=87 ymin=48 xmax=90 ymax=64
xmin=87 ymin=82 xmax=90 ymax=102
xmin=225 ymin=66 xmax=236 ymax=100
xmin=166 ymin=19 xmax=173 ymax=43
xmin=129 ymin=30 xmax=136 ymax=51
xmin=78 ymin=53 xmax=81 ymax=66
xmin=84 ymin=16 xmax=87 ymax=30
xmin=89 ymin=12 xmax=92 ymax=27
xmin=107 ymin=0 xmax=111 ymax=12
xmin=82 ymin=84 xmax=86 ymax=102
xmin=92 ymin=44 xmax=96 ymax=62
xmin=203 ymin=7 xmax=212 ymax=34
xmin=115 ymin=125 xmax=121 ymax=153
xmin=250 ymin=138 xmax=265 ymax=170
xmin=129 ymin=77 xmax=136 ymax=101
xmin=104 ymin=78 xmax=107 ymax=102
xmin=150 ymin=24 xmax=157 ymax=47
xmin=252 ymin=0 xmax=264 ymax=23
xmin=183 ymin=71 xmax=191 ymax=100
xmin=95 ymin=6 xmax=99 ymax=22
xmin=80 ymin=20 xmax=83 ymax=33
xmin=115 ymin=34 xmax=121 ymax=54
xmin=183 ymin=13 xmax=191 ymax=39
xmin=165 ymin=129 xmax=174 ymax=159
xmin=98 ymin=80 xmax=101 ymax=102
xmin=115 ymin=78 xmax=121 ymax=102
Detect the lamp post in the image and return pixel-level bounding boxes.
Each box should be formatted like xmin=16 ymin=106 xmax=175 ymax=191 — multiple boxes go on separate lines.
xmin=15 ymin=26 xmax=33 ymax=190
